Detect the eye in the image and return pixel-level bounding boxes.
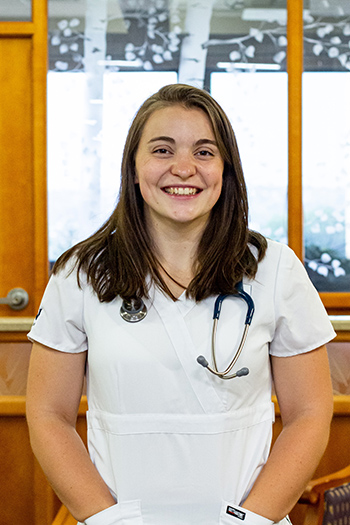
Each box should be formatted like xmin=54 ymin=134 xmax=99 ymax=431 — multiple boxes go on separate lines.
xmin=197 ymin=149 xmax=214 ymax=157
xmin=153 ymin=147 xmax=171 ymax=155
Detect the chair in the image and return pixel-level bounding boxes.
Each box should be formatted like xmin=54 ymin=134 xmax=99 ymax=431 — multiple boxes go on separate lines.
xmin=298 ymin=464 xmax=350 ymax=525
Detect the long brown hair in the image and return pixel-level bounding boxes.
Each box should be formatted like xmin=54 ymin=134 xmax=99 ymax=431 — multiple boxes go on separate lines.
xmin=53 ymin=84 xmax=267 ymax=302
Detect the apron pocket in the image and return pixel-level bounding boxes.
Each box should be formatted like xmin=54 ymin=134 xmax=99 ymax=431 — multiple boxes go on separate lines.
xmin=79 ymin=500 xmax=144 ymax=525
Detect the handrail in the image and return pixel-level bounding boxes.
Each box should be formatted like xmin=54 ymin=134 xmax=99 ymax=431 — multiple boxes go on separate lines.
xmin=0 ymin=395 xmax=348 ymax=417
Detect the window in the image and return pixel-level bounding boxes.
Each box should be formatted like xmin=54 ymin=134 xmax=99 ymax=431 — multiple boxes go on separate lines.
xmin=47 ymin=0 xmax=350 ymax=310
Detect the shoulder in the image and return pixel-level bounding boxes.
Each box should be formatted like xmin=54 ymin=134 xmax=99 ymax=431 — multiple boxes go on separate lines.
xmin=249 ymin=238 xmax=294 ymax=271
xmin=52 ymin=255 xmax=88 ymax=289
xmin=265 ymin=238 xmax=293 ymax=259
xmin=256 ymin=239 xmax=300 ymax=270
xmin=250 ymin=239 xmax=309 ymax=296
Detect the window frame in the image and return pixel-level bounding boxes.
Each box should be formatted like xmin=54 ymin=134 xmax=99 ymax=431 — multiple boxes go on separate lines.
xmin=287 ymin=0 xmax=350 ymax=314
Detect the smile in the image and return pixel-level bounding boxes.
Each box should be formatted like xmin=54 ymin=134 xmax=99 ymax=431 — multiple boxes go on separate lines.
xmin=163 ymin=187 xmax=200 ymax=196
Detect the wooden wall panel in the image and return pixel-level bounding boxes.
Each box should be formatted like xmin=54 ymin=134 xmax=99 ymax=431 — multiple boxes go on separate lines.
xmin=1 ymin=396 xmax=348 ymax=525
xmin=0 ymin=397 xmax=87 ymax=525
xmin=0 ymin=406 xmax=35 ymax=524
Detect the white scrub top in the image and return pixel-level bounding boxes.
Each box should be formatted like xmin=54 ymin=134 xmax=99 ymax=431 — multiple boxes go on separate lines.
xmin=28 ymin=240 xmax=335 ymax=525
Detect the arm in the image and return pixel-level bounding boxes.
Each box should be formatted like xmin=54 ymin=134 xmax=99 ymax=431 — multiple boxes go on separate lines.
xmin=242 ymin=345 xmax=333 ymax=522
xmin=26 ymin=342 xmax=116 ymax=522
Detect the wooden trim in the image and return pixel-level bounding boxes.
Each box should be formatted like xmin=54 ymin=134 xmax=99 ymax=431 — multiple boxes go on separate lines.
xmin=287 ymin=0 xmax=303 ymax=260
xmin=0 ymin=332 xmax=32 ymax=343
xmin=0 ymin=396 xmax=88 ymax=416
xmin=321 ymin=293 xmax=350 ymax=312
xmin=32 ymin=0 xmax=49 ymax=312
xmin=0 ymin=396 xmax=27 ymax=415
xmin=332 ymin=395 xmax=350 ymax=415
xmin=2 ymin=395 xmax=347 ymax=418
xmin=0 ymin=22 xmax=35 ymax=35
xmin=333 ymin=332 xmax=350 ymax=342
xmin=273 ymin=395 xmax=350 ymax=417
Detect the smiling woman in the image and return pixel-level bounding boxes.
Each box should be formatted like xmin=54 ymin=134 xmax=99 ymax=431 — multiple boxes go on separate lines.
xmin=26 ymin=84 xmax=335 ymax=525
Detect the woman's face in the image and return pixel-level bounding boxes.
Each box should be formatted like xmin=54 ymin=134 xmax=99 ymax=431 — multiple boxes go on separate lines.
xmin=134 ymin=105 xmax=224 ymax=233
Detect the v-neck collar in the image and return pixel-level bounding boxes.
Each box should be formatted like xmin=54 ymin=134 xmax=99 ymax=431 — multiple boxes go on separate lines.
xmin=175 ymin=290 xmax=197 ymax=317
xmin=151 ymin=286 xmax=196 ymax=318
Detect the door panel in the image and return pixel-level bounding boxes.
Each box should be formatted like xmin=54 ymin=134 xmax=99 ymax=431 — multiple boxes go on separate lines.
xmin=0 ymin=38 xmax=35 ymax=314
xmin=0 ymin=0 xmax=48 ymax=340
xmin=0 ymin=3 xmax=51 ymax=524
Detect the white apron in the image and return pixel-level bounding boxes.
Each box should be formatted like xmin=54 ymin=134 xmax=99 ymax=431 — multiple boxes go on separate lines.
xmin=83 ymin=285 xmax=276 ymax=524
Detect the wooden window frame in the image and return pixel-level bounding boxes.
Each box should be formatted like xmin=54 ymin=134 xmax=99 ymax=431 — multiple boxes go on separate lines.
xmin=287 ymin=0 xmax=350 ymax=316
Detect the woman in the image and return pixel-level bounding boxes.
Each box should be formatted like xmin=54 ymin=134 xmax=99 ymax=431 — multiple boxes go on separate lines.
xmin=26 ymin=84 xmax=335 ymax=525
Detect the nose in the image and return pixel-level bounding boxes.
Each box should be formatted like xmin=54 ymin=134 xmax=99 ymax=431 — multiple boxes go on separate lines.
xmin=170 ymin=153 xmax=196 ymax=178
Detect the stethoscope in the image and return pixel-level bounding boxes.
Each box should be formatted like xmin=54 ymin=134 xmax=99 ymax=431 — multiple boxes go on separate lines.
xmin=120 ymin=281 xmax=254 ymax=380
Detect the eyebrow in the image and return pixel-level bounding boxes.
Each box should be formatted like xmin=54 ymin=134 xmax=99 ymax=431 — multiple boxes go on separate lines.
xmin=147 ymin=136 xmax=218 ymax=147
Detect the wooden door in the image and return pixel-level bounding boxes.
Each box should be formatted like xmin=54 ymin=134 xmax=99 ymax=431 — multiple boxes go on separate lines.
xmin=0 ymin=2 xmax=51 ymax=524
xmin=0 ymin=0 xmax=48 ymax=335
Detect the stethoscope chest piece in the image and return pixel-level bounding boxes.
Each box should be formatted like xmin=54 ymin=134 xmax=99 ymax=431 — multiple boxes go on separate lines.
xmin=120 ymin=298 xmax=147 ymax=323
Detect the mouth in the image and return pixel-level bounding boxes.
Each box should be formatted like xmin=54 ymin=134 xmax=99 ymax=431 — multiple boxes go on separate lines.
xmin=162 ymin=186 xmax=201 ymax=196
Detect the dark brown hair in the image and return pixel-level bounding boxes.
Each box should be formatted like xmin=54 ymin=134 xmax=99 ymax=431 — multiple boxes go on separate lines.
xmin=53 ymin=83 xmax=267 ymax=302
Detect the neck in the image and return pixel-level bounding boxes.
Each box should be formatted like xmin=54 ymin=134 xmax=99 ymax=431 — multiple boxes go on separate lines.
xmin=147 ymin=217 xmax=205 ymax=297
xmin=158 ymin=261 xmax=187 ymax=292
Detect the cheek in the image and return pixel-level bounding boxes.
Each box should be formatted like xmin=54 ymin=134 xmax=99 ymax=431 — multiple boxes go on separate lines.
xmin=135 ymin=174 xmax=156 ymax=206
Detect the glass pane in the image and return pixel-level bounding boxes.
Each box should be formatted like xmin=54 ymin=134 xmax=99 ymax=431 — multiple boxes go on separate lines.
xmin=212 ymin=72 xmax=287 ymax=243
xmin=48 ymin=0 xmax=288 ymax=262
xmin=47 ymin=70 xmax=177 ymax=261
xmin=0 ymin=0 xmax=31 ymax=21
xmin=303 ymin=1 xmax=350 ymax=292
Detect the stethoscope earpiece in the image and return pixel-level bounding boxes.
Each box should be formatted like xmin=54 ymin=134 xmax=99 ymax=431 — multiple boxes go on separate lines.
xmin=197 ymin=354 xmax=250 ymax=379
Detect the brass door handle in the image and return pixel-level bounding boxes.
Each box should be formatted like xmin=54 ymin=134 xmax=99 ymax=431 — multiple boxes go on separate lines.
xmin=0 ymin=288 xmax=29 ymax=310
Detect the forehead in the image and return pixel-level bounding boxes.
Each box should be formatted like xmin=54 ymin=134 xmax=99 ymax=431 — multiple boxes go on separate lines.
xmin=140 ymin=104 xmax=215 ymax=139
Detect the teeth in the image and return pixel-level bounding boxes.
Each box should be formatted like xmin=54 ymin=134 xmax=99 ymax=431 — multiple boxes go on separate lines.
xmin=165 ymin=187 xmax=198 ymax=195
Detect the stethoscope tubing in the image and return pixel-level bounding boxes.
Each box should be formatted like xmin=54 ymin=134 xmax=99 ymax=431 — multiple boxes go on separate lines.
xmin=198 ymin=283 xmax=254 ymax=380
xmin=211 ymin=321 xmax=250 ymax=378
